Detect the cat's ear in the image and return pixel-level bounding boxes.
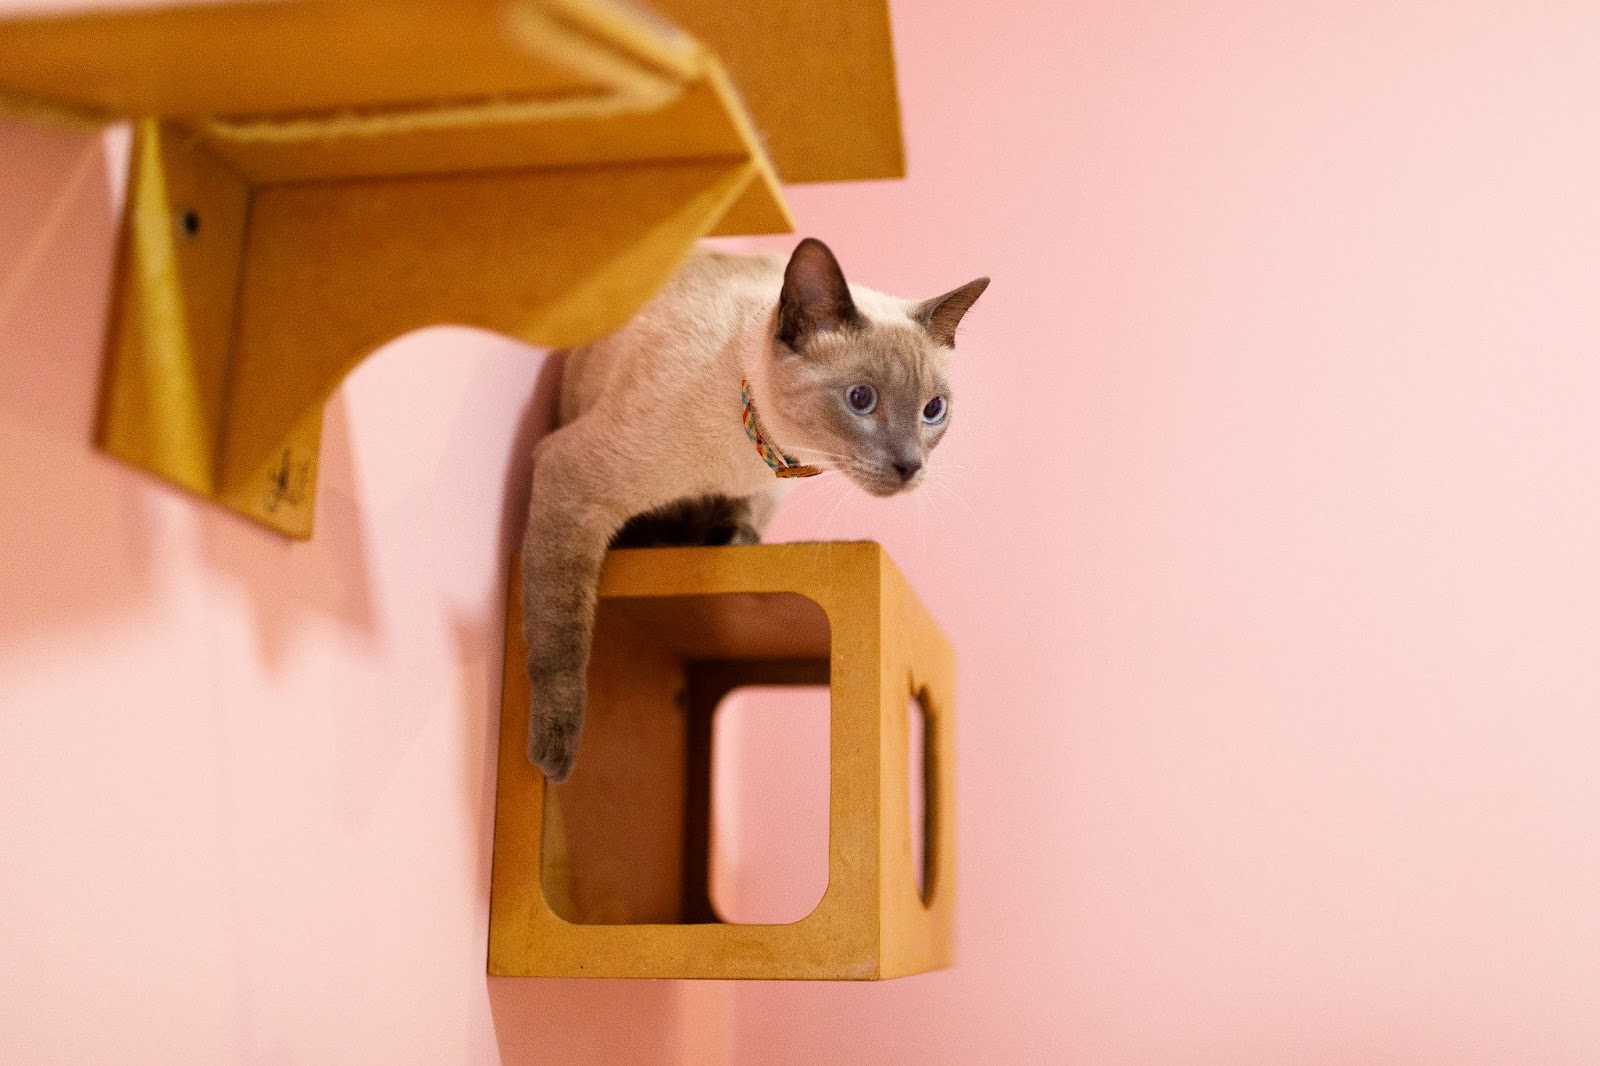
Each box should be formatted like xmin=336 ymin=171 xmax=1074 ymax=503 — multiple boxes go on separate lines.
xmin=777 ymin=238 xmax=861 ymax=351
xmin=914 ymin=277 xmax=990 ymax=348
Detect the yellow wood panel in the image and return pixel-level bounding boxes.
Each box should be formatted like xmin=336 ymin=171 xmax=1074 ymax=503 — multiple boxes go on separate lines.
xmin=489 ymin=542 xmax=955 ymax=980
xmin=602 ymin=591 xmax=831 ymax=660
xmin=183 ymin=52 xmax=788 ymax=220
xmin=217 ymin=157 xmax=766 ymax=535
xmin=191 ymin=64 xmax=735 ymax=185
xmin=542 ymin=600 xmax=691 ymax=925
xmin=0 ymin=0 xmax=905 ymax=184
xmin=0 ymin=0 xmax=694 ymax=121
xmin=876 ymin=554 xmax=958 ymax=979
xmin=97 ymin=120 xmax=251 ymax=497
xmin=651 ymin=0 xmax=905 ymax=182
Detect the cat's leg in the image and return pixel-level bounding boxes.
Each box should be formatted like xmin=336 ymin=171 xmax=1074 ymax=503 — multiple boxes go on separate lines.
xmin=520 ymin=423 xmax=632 ymax=782
xmin=721 ymin=498 xmax=762 ymax=545
xmin=611 ymin=495 xmax=762 ymax=548
xmin=701 ymin=495 xmax=760 ymax=545
xmin=608 ymin=496 xmax=712 ymax=548
xmin=655 ymin=483 xmax=786 ymax=545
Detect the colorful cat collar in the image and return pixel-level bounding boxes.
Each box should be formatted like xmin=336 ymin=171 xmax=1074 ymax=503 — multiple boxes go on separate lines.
xmin=741 ymin=378 xmax=822 ymax=479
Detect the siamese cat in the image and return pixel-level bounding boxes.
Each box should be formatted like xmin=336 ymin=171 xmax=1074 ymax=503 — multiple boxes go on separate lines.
xmin=522 ymin=238 xmax=988 ymax=781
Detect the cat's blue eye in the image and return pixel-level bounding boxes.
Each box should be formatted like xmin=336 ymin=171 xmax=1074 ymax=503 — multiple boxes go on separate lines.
xmin=921 ymin=396 xmax=948 ymax=424
xmin=846 ymin=384 xmax=878 ymax=415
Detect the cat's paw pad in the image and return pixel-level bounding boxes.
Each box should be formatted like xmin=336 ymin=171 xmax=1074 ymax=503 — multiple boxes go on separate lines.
xmin=527 ymin=714 xmax=579 ymax=783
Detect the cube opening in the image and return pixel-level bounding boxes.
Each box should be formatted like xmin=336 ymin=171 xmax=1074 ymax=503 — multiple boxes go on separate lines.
xmin=709 ymin=684 xmax=831 ymax=925
xmin=910 ymin=688 xmax=936 ymax=907
xmin=539 ymin=589 xmax=830 ymax=926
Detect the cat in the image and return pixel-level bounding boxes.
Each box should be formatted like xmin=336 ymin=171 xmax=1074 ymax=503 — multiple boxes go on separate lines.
xmin=521 ymin=237 xmax=988 ymax=781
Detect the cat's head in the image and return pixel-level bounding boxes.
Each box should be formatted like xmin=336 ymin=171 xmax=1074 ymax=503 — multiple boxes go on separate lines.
xmin=766 ymin=238 xmax=989 ymax=497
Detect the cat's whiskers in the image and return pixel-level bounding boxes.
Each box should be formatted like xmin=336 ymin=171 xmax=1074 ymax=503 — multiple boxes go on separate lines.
xmin=817 ymin=473 xmax=855 ymax=539
xmin=908 ymin=479 xmax=930 ymax=561
xmin=923 ymin=461 xmax=973 ymax=516
xmin=799 ymin=475 xmax=854 ymax=571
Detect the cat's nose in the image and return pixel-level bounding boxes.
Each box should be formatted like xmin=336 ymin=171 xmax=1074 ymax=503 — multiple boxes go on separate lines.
xmin=893 ymin=459 xmax=922 ymax=482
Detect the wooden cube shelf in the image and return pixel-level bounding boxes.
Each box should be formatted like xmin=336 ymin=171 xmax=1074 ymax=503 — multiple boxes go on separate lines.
xmin=490 ymin=541 xmax=956 ymax=980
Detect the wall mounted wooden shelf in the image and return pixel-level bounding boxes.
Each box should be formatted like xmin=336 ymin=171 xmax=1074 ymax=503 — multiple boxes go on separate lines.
xmin=490 ymin=541 xmax=955 ymax=980
xmin=0 ymin=0 xmax=904 ymax=537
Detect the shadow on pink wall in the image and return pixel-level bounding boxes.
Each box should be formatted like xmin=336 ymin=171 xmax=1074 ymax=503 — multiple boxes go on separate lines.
xmin=0 ymin=119 xmax=153 ymax=650
xmin=0 ymin=117 xmax=380 ymax=665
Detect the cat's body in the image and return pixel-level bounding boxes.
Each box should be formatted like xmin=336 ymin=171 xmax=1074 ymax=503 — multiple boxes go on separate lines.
xmin=554 ymin=249 xmax=802 ymax=537
xmin=522 ymin=239 xmax=987 ymax=780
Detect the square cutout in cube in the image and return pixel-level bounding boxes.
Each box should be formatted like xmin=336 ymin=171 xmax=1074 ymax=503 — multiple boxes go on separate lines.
xmin=540 ymin=591 xmax=830 ymax=927
xmin=710 ymin=684 xmax=832 ymax=925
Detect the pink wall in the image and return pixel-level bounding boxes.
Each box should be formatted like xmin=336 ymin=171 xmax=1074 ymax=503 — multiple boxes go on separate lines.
xmin=6 ymin=0 xmax=1600 ymax=1062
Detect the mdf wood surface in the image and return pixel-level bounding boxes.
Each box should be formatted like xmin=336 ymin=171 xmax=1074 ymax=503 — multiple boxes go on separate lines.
xmin=0 ymin=0 xmax=903 ymax=183
xmin=0 ymin=0 xmax=906 ymax=538
xmin=96 ymin=118 xmax=774 ymax=537
xmin=490 ymin=541 xmax=955 ymax=980
xmin=0 ymin=0 xmax=691 ymax=121
xmin=541 ymin=601 xmax=690 ymax=925
xmin=97 ymin=126 xmax=251 ymax=500
xmin=651 ymin=0 xmax=906 ymax=183
xmin=215 ymin=153 xmax=770 ymax=534
xmin=602 ymin=591 xmax=832 ymax=660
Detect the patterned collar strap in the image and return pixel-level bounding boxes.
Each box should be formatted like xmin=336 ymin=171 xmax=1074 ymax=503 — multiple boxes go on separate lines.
xmin=741 ymin=378 xmax=823 ymax=479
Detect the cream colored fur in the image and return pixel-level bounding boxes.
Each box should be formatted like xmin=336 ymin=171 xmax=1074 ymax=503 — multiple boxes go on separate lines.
xmin=521 ymin=239 xmax=987 ymax=780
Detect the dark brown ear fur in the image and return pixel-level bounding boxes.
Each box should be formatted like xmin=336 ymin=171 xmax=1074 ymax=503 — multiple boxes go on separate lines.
xmin=777 ymin=238 xmax=861 ymax=350
xmin=915 ymin=277 xmax=990 ymax=347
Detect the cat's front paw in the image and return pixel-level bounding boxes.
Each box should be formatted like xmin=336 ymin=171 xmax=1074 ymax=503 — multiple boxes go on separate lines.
xmin=527 ymin=711 xmax=580 ymax=783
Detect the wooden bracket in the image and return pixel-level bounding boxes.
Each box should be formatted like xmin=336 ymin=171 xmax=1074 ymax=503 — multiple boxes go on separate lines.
xmin=96 ymin=108 xmax=781 ymax=536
